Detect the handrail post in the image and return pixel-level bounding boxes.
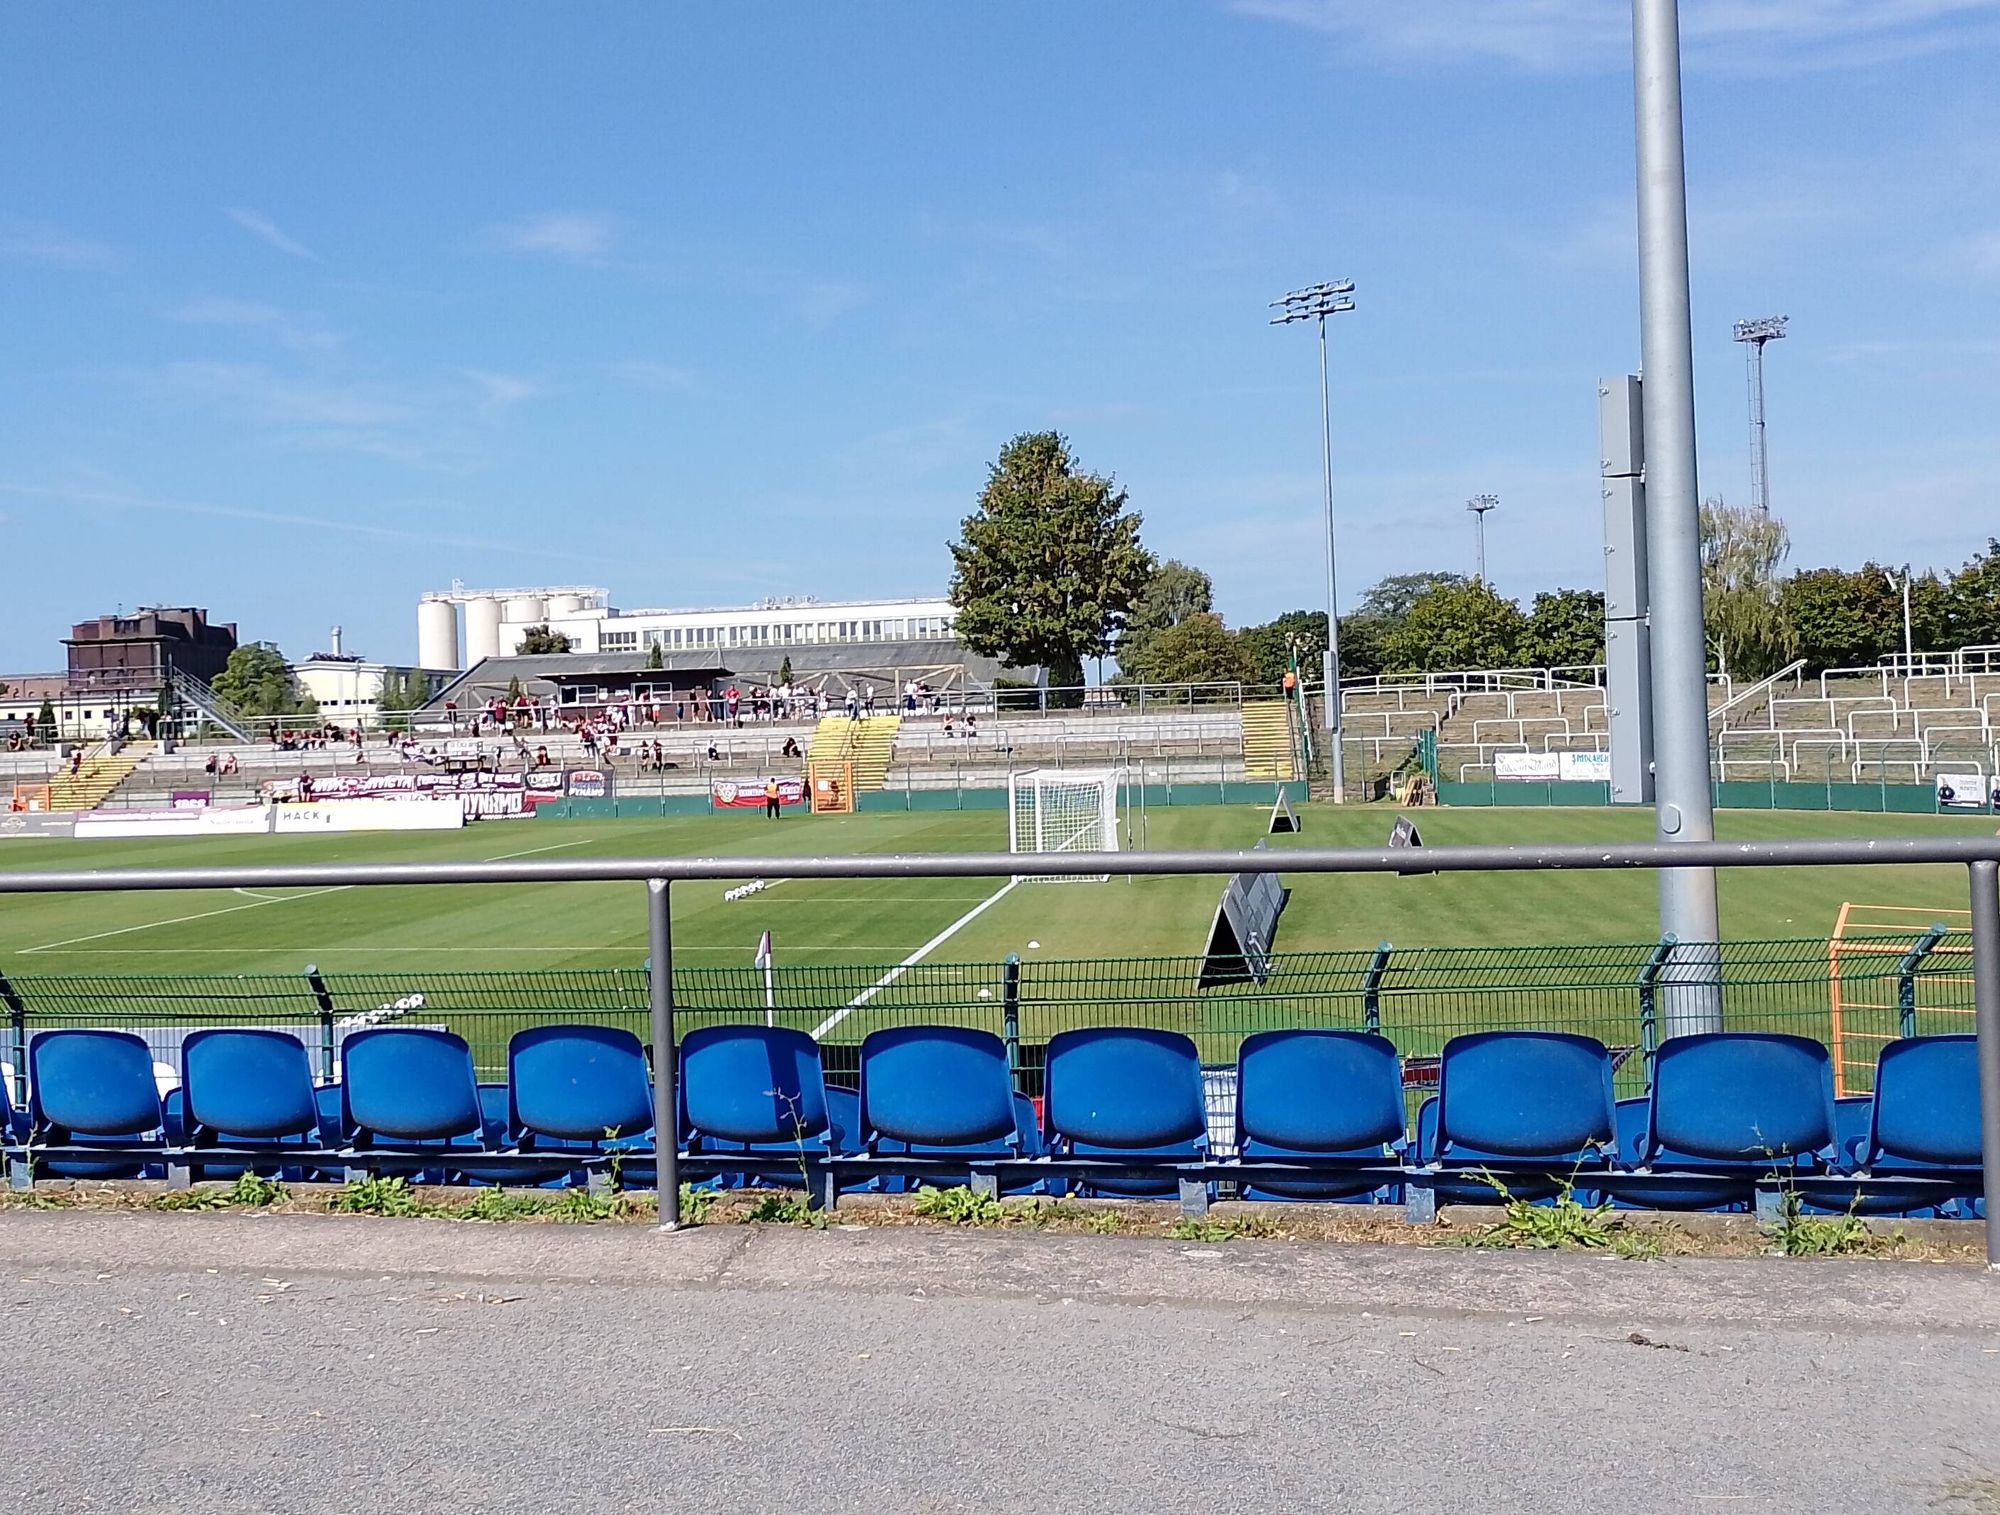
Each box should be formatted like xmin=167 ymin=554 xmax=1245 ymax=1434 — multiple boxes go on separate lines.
xmin=648 ymin=879 xmax=683 ymax=1230
xmin=303 ymin=963 xmax=337 ymax=1084
xmin=1967 ymin=860 xmax=2000 ymax=1270
xmin=1637 ymin=933 xmax=1678 ymax=1073
xmin=1001 ymin=954 xmax=1021 ymax=1078
xmin=1894 ymin=924 xmax=1948 ymax=1039
xmin=0 ymin=969 xmax=25 ymax=1105
xmin=1361 ymin=942 xmax=1393 ymax=1035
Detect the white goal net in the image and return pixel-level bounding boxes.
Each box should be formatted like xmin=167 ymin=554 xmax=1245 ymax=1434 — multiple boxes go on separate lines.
xmin=1008 ymin=768 xmax=1122 ymax=883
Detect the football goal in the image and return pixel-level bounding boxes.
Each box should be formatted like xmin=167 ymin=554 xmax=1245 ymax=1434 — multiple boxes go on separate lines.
xmin=1008 ymin=768 xmax=1123 ymax=882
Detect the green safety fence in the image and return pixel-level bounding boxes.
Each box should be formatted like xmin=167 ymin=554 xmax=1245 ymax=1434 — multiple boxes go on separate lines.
xmin=2 ymin=928 xmax=1975 ymax=1100
xmin=1436 ymin=777 xmax=1980 ymax=814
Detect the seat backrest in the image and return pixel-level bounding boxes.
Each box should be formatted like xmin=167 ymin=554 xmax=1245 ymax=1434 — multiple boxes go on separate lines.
xmin=28 ymin=1029 xmax=162 ymax=1138
xmin=1870 ymin=1035 xmax=1980 ymax=1166
xmin=681 ymin=1023 xmax=829 ymax=1145
xmin=861 ymin=1026 xmax=1015 ymax=1147
xmin=509 ymin=1024 xmax=653 ymax=1142
xmin=182 ymin=1028 xmax=321 ymax=1142
xmin=342 ymin=1027 xmax=482 ymax=1142
xmin=1435 ymin=1031 xmax=1614 ymax=1158
xmin=1045 ymin=1028 xmax=1206 ymax=1150
xmin=1649 ymin=1032 xmax=1834 ymax=1162
xmin=1236 ymin=1029 xmax=1404 ymax=1153
xmin=1013 ymin=1093 xmax=1044 ymax=1157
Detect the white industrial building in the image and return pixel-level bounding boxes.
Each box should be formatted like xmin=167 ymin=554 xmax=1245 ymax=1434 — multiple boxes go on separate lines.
xmin=415 ymin=586 xmax=962 ymax=671
xmin=289 ymin=628 xmax=445 ymax=721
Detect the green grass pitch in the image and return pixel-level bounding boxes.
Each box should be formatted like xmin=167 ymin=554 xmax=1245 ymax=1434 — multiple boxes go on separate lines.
xmin=0 ymin=802 xmax=1988 ymax=977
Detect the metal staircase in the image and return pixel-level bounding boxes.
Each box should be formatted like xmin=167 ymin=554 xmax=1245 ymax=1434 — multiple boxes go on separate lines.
xmin=167 ymin=668 xmax=255 ymax=742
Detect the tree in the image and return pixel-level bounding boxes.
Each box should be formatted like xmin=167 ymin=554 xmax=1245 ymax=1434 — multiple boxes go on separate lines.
xmin=1525 ymin=589 xmax=1606 ymax=669
xmin=209 ymin=644 xmax=318 ymax=718
xmin=1238 ymin=610 xmax=1327 ymax=686
xmin=505 ymin=674 xmax=524 ymax=701
xmin=948 ymin=431 xmax=1152 ymax=705
xmin=1941 ymin=538 xmax=2000 ymax=648
xmin=1118 ymin=559 xmax=1214 ymax=674
xmin=1383 ymin=581 xmax=1529 ymax=671
xmin=516 ymin=624 xmax=572 ymax=655
xmin=1700 ymin=499 xmax=1795 ymax=679
xmin=1357 ymin=572 xmax=1470 ymax=625
xmin=644 ymin=642 xmax=663 ymax=671
xmin=1120 ymin=612 xmax=1251 ymax=686
xmin=1777 ymin=567 xmax=1903 ymax=673
xmin=34 ymin=697 xmax=56 ymax=746
xmin=374 ymin=669 xmax=429 ymax=731
xmin=778 ymin=655 xmax=794 ymax=685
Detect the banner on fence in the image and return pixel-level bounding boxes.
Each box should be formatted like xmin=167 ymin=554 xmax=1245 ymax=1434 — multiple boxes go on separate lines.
xmin=273 ymin=799 xmax=464 ymax=834
xmin=710 ymin=776 xmax=807 ymax=809
xmin=1494 ymin=752 xmax=1561 ymax=781
xmin=0 ymin=812 xmax=75 ymax=840
xmin=567 ymin=769 xmax=610 ymax=799
xmin=1934 ymin=772 xmax=1993 ymax=811
xmin=170 ymin=789 xmax=212 ymax=809
xmin=258 ymin=769 xmax=604 ymax=819
xmin=1557 ymin=751 xmax=1611 ymax=782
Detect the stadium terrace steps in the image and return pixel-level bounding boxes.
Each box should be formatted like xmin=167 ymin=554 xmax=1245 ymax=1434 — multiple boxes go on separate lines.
xmin=46 ymin=742 xmax=153 ymax=811
xmin=807 ymin=715 xmax=902 ymax=791
xmin=1240 ymin=700 xmax=1295 ymax=781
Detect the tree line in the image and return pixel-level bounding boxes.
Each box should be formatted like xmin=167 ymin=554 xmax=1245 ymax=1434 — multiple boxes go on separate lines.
xmin=947 ymin=432 xmax=2000 ymax=698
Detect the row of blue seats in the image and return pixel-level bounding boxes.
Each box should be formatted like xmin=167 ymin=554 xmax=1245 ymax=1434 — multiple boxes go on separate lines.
xmin=4 ymin=1023 xmax=1986 ymax=1220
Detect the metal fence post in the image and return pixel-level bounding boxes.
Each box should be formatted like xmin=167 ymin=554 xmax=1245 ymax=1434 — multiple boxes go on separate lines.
xmin=1002 ymin=954 xmax=1021 ymax=1078
xmin=1362 ymin=942 xmax=1393 ymax=1035
xmin=1966 ymin=861 xmax=2000 ymax=1270
xmin=0 ymin=969 xmax=25 ymax=1105
xmin=1637 ymin=934 xmax=1678 ymax=1073
xmin=648 ymin=879 xmax=683 ymax=1230
xmin=303 ymin=963 xmax=337 ymax=1084
xmin=1894 ymin=924 xmax=1948 ymax=1039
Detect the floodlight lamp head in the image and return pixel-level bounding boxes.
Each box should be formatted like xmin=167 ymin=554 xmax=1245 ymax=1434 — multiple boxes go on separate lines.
xmin=1270 ymin=279 xmax=1357 ymax=324
xmin=1733 ymin=315 xmax=1789 ymax=343
xmin=1467 ymin=493 xmax=1499 ymax=513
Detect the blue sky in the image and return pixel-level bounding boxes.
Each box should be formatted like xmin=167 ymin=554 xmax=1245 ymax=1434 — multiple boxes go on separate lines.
xmin=2 ymin=1 xmax=1997 ymax=671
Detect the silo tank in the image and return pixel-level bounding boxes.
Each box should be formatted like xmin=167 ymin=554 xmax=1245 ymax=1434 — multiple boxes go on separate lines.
xmin=416 ymin=601 xmax=461 ymax=671
xmin=546 ymin=594 xmax=583 ymax=616
xmin=465 ymin=598 xmax=505 ymax=663
xmin=504 ymin=595 xmax=547 ymax=624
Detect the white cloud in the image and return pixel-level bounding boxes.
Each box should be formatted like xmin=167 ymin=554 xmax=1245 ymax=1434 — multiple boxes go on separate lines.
xmin=224 ymin=207 xmax=318 ymax=260
xmin=0 ymin=218 xmax=118 ymax=268
xmin=166 ymin=296 xmax=341 ymax=354
xmin=494 ymin=213 xmax=615 ymax=261
xmin=1234 ymin=0 xmax=2000 ymax=75
xmin=463 ymin=368 xmax=538 ymax=412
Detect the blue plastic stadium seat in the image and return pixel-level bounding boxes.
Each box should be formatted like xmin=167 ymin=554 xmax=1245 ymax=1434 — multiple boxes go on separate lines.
xmin=1593 ymin=1096 xmax=1749 ymax=1212
xmin=1043 ymin=1027 xmax=1208 ymax=1199
xmin=1414 ymin=1031 xmax=1616 ymax=1207
xmin=343 ymin=1027 xmax=502 ymax=1182
xmin=1606 ymin=1032 xmax=1835 ymax=1214
xmin=24 ymin=1029 xmax=168 ymax=1181
xmin=1808 ymin=1035 xmax=1984 ymax=1218
xmin=857 ymin=1025 xmax=1035 ymax=1193
xmin=1233 ymin=1030 xmax=1406 ymax=1202
xmin=680 ymin=1024 xmax=834 ymax=1193
xmin=508 ymin=1025 xmax=655 ymax=1186
xmin=178 ymin=1028 xmax=336 ymax=1180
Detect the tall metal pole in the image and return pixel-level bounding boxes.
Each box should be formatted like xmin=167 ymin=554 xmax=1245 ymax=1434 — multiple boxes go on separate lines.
xmin=647 ymin=877 xmax=683 ymax=1229
xmin=1966 ymin=860 xmax=2000 ymax=1269
xmin=1317 ymin=313 xmax=1345 ymax=803
xmin=1272 ymin=281 xmax=1354 ymax=804
xmin=1632 ymin=0 xmax=1722 ymax=1035
xmin=1467 ymin=495 xmax=1498 ymax=583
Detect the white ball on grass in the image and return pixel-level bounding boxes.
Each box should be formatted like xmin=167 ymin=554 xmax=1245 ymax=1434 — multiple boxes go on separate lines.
xmin=977 ymin=988 xmax=992 ymax=999
xmin=1027 ymin=940 xmax=1040 ymax=950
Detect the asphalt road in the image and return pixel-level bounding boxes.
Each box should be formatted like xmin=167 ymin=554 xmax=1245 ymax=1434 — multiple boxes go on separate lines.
xmin=1 ymin=1212 xmax=1996 ymax=1514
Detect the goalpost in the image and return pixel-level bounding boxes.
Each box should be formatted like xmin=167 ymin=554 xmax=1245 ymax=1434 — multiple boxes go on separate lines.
xmin=1008 ymin=768 xmax=1122 ymax=883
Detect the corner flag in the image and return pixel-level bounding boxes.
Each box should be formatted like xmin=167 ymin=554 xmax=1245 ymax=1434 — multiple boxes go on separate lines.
xmin=755 ymin=930 xmax=775 ymax=1025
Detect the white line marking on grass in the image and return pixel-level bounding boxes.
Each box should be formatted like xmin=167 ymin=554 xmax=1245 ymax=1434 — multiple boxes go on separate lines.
xmin=232 ymin=888 xmax=292 ymax=901
xmin=809 ymin=878 xmax=1019 ymax=1041
xmin=20 ymin=887 xmax=352 ymax=955
xmin=481 ymin=838 xmax=596 ymax=861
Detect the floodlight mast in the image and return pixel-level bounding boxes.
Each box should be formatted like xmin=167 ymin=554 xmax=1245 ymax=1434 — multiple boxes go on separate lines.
xmin=1732 ymin=315 xmax=1788 ymax=515
xmin=1271 ymin=279 xmax=1356 ymax=802
xmin=1466 ymin=494 xmax=1499 ymax=582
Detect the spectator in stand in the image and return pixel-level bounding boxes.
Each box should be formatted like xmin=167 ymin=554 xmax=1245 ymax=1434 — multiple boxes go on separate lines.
xmin=904 ymin=679 xmax=918 ymax=713
xmin=764 ymin=776 xmax=782 ymax=820
xmin=535 ymin=745 xmax=551 ymax=768
xmin=297 ymin=770 xmax=315 ymax=801
xmin=221 ymin=752 xmax=239 ymax=776
xmin=781 ymin=735 xmax=802 ymax=759
xmin=444 ymin=698 xmax=457 ymax=732
xmin=706 ymin=741 xmax=720 ymax=762
xmin=725 ymin=684 xmax=741 ymax=726
xmin=204 ymin=752 xmax=218 ymax=777
xmin=844 ymin=686 xmax=860 ymax=720
xmin=861 ymin=682 xmax=875 ymax=715
xmin=651 ymin=739 xmax=664 ymax=770
xmin=966 ymin=714 xmax=979 ymax=739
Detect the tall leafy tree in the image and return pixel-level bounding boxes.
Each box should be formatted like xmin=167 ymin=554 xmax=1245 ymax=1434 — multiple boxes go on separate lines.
xmin=1357 ymin=571 xmax=1469 ymax=625
xmin=34 ymin=697 xmax=57 ymax=745
xmin=948 ymin=432 xmax=1152 ymax=704
xmin=1383 ymin=581 xmax=1529 ymax=671
xmin=1238 ymin=610 xmax=1328 ymax=685
xmin=1525 ymin=589 xmax=1606 ymax=669
xmin=1118 ymin=559 xmax=1213 ymax=675
xmin=1777 ymin=567 xmax=1904 ymax=672
xmin=1699 ymin=499 xmax=1795 ymax=679
xmin=209 ymin=644 xmax=318 ymax=718
xmin=1941 ymin=538 xmax=2000 ymax=648
xmin=1122 ymin=612 xmax=1252 ymax=686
